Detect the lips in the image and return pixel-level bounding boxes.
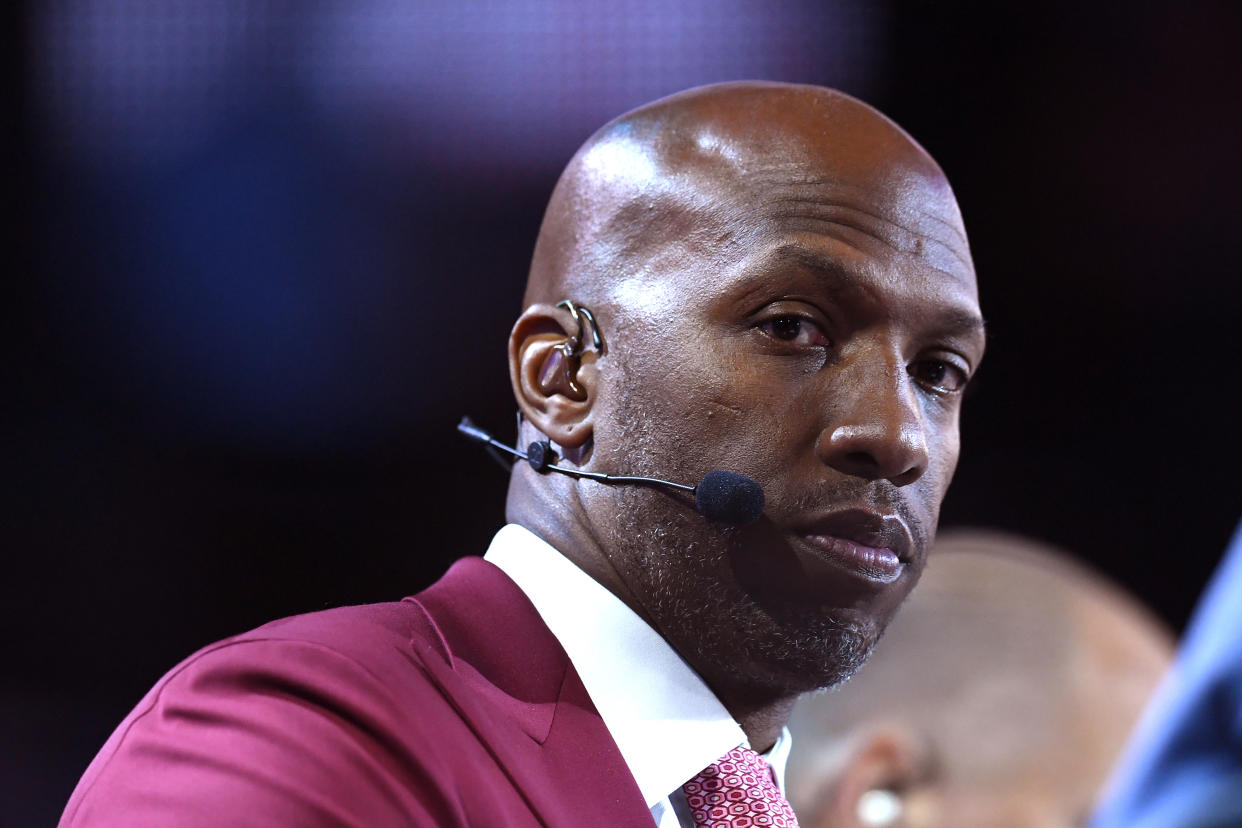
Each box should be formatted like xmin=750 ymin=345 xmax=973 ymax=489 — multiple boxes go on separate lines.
xmin=792 ymin=508 xmax=914 ymax=585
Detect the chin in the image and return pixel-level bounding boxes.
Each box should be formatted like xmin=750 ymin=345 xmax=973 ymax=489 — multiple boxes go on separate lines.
xmin=640 ymin=556 xmax=884 ymax=696
xmin=691 ymin=603 xmax=881 ymax=696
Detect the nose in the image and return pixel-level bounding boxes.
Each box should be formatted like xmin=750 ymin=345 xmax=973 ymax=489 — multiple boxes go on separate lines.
xmin=816 ymin=348 xmax=930 ymax=487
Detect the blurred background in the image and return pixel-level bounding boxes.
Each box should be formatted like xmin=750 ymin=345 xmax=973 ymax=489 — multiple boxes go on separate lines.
xmin=8 ymin=0 xmax=1241 ymax=822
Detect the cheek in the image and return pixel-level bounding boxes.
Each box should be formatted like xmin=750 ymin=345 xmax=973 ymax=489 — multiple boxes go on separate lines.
xmin=609 ymin=341 xmax=791 ymax=458
xmin=588 ymin=352 xmax=723 ymax=477
xmin=698 ymin=363 xmax=822 ymax=474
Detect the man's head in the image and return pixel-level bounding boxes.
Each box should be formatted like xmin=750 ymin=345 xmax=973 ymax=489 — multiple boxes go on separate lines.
xmin=505 ymin=82 xmax=985 ymax=707
xmin=784 ymin=530 xmax=1174 ymax=827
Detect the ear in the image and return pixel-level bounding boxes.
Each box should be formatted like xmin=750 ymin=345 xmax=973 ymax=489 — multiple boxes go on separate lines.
xmin=810 ymin=725 xmax=927 ymax=828
xmin=509 ymin=303 xmax=598 ymax=450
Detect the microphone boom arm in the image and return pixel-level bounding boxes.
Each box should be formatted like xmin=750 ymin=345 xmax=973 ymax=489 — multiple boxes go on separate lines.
xmin=456 ymin=416 xmax=762 ymax=525
xmin=456 ymin=418 xmax=695 ymax=492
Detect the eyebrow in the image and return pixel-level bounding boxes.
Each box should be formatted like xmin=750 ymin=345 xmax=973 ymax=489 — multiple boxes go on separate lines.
xmin=773 ymin=244 xmax=987 ymax=335
xmin=931 ymin=309 xmax=988 ymax=338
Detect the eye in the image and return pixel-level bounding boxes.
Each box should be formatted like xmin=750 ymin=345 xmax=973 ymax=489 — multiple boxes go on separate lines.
xmin=758 ymin=315 xmax=830 ymax=347
xmin=909 ymin=358 xmax=969 ymax=393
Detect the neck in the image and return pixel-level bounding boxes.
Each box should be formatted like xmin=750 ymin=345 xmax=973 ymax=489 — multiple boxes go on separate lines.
xmin=505 ymin=468 xmax=798 ymax=754
xmin=715 ymin=687 xmax=798 ymax=754
xmin=506 ymin=469 xmax=657 ymax=615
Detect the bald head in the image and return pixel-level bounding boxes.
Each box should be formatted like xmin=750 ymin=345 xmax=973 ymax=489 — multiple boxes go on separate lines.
xmin=526 ymin=82 xmax=970 ymax=311
xmin=786 ymin=530 xmax=1173 ymax=828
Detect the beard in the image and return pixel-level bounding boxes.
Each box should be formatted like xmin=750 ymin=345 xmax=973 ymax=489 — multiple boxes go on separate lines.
xmin=587 ymin=357 xmax=926 ymax=700
xmin=599 ymin=451 xmax=882 ymax=699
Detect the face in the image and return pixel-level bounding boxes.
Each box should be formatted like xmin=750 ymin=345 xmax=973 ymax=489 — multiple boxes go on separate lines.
xmin=580 ymin=120 xmax=986 ymax=699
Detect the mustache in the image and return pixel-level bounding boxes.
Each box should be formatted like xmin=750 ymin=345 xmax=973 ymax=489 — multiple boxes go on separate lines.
xmin=779 ymin=479 xmax=931 ymax=554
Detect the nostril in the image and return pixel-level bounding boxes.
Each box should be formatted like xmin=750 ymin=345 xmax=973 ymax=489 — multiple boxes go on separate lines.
xmin=845 ymin=451 xmax=877 ymax=469
xmin=890 ymin=466 xmax=922 ymax=488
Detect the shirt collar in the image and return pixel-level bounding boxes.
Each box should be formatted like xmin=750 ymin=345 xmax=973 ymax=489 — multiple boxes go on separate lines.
xmin=484 ymin=524 xmax=790 ymax=807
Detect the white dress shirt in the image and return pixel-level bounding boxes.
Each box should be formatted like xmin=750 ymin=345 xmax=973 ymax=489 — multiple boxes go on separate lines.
xmin=484 ymin=524 xmax=792 ymax=828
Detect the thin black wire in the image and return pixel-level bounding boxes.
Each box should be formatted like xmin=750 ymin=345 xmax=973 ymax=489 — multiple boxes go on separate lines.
xmin=460 ymin=418 xmax=695 ymax=493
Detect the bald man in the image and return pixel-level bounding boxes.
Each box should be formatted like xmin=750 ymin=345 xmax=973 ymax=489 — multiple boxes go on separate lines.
xmin=62 ymin=82 xmax=985 ymax=827
xmin=785 ymin=530 xmax=1173 ymax=828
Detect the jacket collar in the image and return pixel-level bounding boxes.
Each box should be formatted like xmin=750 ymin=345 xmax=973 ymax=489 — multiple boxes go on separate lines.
xmin=484 ymin=524 xmax=751 ymax=807
xmin=405 ymin=555 xmax=652 ymax=825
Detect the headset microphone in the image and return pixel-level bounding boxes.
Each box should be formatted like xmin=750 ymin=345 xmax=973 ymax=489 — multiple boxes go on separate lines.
xmin=457 ymin=417 xmax=765 ymax=526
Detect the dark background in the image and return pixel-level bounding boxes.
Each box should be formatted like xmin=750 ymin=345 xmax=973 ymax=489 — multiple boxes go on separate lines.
xmin=8 ymin=1 xmax=1241 ymax=823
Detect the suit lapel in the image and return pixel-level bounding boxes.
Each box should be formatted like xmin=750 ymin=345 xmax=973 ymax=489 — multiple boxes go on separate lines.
xmin=406 ymin=557 xmax=652 ymax=826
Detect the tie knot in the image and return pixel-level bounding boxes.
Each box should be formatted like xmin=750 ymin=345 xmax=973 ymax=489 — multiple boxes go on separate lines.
xmin=682 ymin=745 xmax=800 ymax=827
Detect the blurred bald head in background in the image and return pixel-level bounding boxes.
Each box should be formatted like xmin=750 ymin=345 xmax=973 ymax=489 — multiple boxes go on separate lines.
xmin=785 ymin=529 xmax=1173 ymax=828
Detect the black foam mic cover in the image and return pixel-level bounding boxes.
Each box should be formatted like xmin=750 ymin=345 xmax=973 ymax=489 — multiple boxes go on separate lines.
xmin=694 ymin=470 xmax=765 ymax=527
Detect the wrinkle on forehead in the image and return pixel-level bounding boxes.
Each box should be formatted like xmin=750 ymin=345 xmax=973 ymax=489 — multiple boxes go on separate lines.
xmin=732 ymin=149 xmax=972 ymax=271
xmin=762 ymin=190 xmax=975 ymax=279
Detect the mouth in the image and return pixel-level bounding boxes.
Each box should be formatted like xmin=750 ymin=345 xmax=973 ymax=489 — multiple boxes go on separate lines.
xmin=792 ymin=508 xmax=914 ymax=585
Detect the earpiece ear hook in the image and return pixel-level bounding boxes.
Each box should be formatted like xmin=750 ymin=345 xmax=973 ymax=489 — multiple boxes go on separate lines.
xmin=556 ymin=299 xmax=604 ymax=354
xmin=538 ymin=299 xmax=603 ymax=401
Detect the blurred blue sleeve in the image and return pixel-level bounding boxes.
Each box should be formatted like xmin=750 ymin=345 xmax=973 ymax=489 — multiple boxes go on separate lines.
xmin=1091 ymin=520 xmax=1242 ymax=828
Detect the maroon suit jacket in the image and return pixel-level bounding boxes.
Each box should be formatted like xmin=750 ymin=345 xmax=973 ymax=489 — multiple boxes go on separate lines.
xmin=60 ymin=557 xmax=652 ymax=826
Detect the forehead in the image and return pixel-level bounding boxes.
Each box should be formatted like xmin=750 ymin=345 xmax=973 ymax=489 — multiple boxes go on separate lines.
xmin=752 ymin=168 xmax=974 ymax=276
xmin=606 ymin=152 xmax=980 ymax=335
xmin=721 ymin=119 xmax=973 ymax=274
xmin=735 ymin=164 xmax=974 ymax=297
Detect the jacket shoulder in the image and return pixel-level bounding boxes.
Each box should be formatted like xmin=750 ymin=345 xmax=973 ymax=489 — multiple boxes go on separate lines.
xmin=60 ymin=570 xmax=505 ymax=827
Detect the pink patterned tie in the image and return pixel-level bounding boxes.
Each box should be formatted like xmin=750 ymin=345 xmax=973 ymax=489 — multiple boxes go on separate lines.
xmin=681 ymin=745 xmax=800 ymax=827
